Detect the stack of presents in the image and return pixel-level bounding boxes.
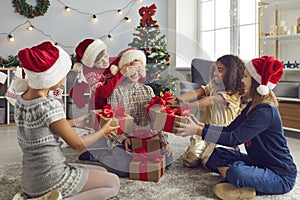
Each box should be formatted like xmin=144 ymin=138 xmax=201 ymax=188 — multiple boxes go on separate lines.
xmin=90 ymin=92 xmax=190 ymax=182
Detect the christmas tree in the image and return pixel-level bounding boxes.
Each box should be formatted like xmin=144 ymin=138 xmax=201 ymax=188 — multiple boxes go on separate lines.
xmin=128 ymin=4 xmax=178 ymax=96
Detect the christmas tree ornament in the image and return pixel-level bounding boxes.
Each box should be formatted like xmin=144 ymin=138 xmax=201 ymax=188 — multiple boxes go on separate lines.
xmin=146 ymin=46 xmax=152 ymax=53
xmin=12 ymin=0 xmax=50 ymax=19
xmin=139 ymin=4 xmax=157 ymax=27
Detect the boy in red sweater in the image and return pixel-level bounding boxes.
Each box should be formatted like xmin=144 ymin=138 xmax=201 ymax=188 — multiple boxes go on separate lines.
xmin=70 ymin=39 xmax=138 ymax=110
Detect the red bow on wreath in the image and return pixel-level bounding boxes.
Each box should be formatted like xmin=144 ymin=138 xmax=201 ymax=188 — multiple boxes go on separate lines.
xmin=139 ymin=4 xmax=157 ymax=26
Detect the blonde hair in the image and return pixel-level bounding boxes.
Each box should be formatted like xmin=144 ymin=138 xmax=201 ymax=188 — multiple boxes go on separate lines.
xmin=247 ymin=78 xmax=278 ymax=115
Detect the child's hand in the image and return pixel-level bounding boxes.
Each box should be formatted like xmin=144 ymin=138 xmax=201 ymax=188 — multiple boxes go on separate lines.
xmin=101 ymin=119 xmax=119 ymax=138
xmin=174 ymin=117 xmax=201 ymax=137
xmin=177 ymin=97 xmax=189 ymax=108
xmin=189 ymin=114 xmax=203 ymax=126
xmin=124 ymin=138 xmax=132 ymax=153
xmin=74 ymin=114 xmax=92 ymax=130
xmin=138 ymin=65 xmax=146 ymax=78
xmin=120 ymin=64 xmax=130 ymax=76
xmin=161 ymin=142 xmax=173 ymax=156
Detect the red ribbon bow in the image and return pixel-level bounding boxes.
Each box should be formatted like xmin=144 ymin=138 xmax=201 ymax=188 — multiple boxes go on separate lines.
xmin=147 ymin=92 xmax=174 ymax=111
xmin=139 ymin=4 xmax=157 ymax=26
xmin=95 ymin=104 xmax=127 ymax=134
xmin=96 ymin=104 xmax=127 ymax=119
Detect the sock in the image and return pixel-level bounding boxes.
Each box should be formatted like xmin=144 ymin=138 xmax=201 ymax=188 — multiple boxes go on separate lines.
xmin=70 ymin=81 xmax=89 ymax=108
xmin=0 ymin=71 xmax=7 ymax=90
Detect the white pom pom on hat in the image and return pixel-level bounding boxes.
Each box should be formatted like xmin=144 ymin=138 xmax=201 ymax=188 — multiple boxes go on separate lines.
xmin=245 ymin=55 xmax=284 ymax=95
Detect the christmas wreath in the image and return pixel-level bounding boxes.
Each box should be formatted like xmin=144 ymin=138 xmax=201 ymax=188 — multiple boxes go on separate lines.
xmin=12 ymin=0 xmax=50 ymax=18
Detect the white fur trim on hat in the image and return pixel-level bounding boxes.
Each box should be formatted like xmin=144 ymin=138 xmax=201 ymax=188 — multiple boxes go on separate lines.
xmin=118 ymin=50 xmax=146 ymax=69
xmin=81 ymin=39 xmax=107 ymax=68
xmin=246 ymin=61 xmax=261 ymax=85
xmin=24 ymin=46 xmax=72 ymax=89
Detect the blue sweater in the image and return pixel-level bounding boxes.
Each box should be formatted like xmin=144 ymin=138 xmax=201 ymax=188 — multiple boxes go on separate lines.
xmin=202 ymin=102 xmax=297 ymax=178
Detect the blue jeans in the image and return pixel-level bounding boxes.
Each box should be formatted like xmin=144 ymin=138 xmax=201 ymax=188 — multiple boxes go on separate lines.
xmin=206 ymin=147 xmax=296 ymax=195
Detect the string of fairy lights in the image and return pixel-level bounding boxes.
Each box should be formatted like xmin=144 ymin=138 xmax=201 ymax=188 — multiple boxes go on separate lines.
xmin=1 ymin=0 xmax=144 ymax=49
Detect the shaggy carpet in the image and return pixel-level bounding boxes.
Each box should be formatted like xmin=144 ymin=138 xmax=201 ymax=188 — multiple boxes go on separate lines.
xmin=1 ymin=134 xmax=299 ymax=200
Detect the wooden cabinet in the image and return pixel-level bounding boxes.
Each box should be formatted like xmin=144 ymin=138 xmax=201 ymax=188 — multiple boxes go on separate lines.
xmin=278 ymin=98 xmax=300 ymax=131
xmin=258 ymin=0 xmax=300 ymax=63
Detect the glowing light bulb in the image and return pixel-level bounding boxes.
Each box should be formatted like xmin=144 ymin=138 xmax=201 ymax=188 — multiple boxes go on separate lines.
xmin=124 ymin=17 xmax=131 ymax=23
xmin=8 ymin=35 xmax=15 ymax=42
xmin=92 ymin=14 xmax=98 ymax=22
xmin=27 ymin=26 xmax=33 ymax=31
xmin=118 ymin=9 xmax=123 ymax=15
xmin=65 ymin=6 xmax=71 ymax=12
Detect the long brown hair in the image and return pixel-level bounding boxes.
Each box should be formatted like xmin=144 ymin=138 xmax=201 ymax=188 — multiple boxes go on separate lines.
xmin=211 ymin=54 xmax=245 ymax=95
xmin=247 ymin=78 xmax=278 ymax=115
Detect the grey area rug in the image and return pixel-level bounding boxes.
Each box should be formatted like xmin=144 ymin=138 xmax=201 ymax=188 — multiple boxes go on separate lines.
xmin=1 ymin=134 xmax=299 ymax=200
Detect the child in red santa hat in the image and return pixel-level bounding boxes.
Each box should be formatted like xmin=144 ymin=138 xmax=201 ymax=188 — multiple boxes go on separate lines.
xmin=70 ymin=38 xmax=146 ymax=110
xmin=174 ymin=55 xmax=297 ymax=199
xmin=12 ymin=41 xmax=120 ymax=200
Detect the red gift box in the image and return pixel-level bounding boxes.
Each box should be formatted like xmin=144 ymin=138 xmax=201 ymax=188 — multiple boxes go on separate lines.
xmin=150 ymin=107 xmax=190 ymax=134
xmin=145 ymin=92 xmax=179 ymax=122
xmin=131 ymin=130 xmax=161 ymax=156
xmin=90 ymin=104 xmax=133 ymax=133
xmin=129 ymin=152 xmax=166 ymax=182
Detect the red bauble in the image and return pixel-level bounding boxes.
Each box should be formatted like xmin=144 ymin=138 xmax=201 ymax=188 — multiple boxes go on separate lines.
xmin=156 ymin=25 xmax=160 ymax=29
xmin=146 ymin=46 xmax=152 ymax=53
xmin=31 ymin=13 xmax=34 ymax=17
xmin=0 ymin=59 xmax=3 ymax=63
xmin=17 ymin=8 xmax=20 ymax=13
xmin=139 ymin=32 xmax=142 ymax=36
xmin=165 ymin=57 xmax=170 ymax=61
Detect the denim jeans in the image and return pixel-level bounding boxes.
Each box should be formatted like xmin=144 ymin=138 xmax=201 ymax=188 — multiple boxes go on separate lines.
xmin=206 ymin=147 xmax=296 ymax=195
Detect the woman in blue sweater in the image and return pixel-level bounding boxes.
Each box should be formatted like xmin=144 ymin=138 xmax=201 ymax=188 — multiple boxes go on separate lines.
xmin=175 ymin=56 xmax=297 ymax=199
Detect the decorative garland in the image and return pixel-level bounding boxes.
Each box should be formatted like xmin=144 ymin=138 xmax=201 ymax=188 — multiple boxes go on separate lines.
xmin=0 ymin=55 xmax=19 ymax=68
xmin=12 ymin=0 xmax=50 ymax=19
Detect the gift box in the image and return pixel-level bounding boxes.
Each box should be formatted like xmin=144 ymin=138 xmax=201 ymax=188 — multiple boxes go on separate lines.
xmin=150 ymin=107 xmax=190 ymax=134
xmin=129 ymin=154 xmax=166 ymax=182
xmin=145 ymin=92 xmax=178 ymax=121
xmin=131 ymin=130 xmax=161 ymax=155
xmin=90 ymin=104 xmax=133 ymax=133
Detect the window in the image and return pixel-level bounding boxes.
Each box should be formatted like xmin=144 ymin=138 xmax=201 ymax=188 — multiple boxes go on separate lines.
xmin=199 ymin=0 xmax=258 ymax=61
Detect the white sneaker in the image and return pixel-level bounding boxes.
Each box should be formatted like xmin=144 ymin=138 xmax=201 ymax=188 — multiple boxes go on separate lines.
xmin=12 ymin=190 xmax=62 ymax=200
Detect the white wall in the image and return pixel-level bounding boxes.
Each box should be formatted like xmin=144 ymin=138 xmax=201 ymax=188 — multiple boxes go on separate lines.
xmin=168 ymin=0 xmax=199 ymax=68
xmin=0 ymin=0 xmax=168 ymax=57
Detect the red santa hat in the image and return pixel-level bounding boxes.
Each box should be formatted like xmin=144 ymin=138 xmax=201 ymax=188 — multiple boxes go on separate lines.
xmin=118 ymin=49 xmax=146 ymax=69
xmin=74 ymin=39 xmax=105 ymax=67
xmin=245 ymin=55 xmax=284 ymax=95
xmin=18 ymin=41 xmax=71 ymax=90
